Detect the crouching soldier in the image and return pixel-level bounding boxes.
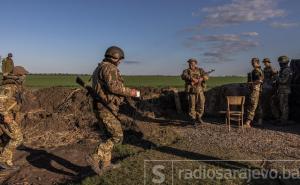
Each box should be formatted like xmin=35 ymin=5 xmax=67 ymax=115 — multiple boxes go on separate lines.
xmin=0 ymin=66 xmax=27 ymax=169
xmin=245 ymin=58 xmax=264 ymax=128
xmin=86 ymin=46 xmax=141 ymax=175
xmin=181 ymin=58 xmax=209 ymax=126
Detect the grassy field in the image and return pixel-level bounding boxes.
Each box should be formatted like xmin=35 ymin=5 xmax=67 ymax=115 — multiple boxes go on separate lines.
xmin=22 ymin=74 xmax=246 ymax=89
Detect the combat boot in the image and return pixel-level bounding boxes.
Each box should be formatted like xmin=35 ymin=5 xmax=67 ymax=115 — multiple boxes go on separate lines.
xmin=0 ymin=160 xmax=19 ymax=170
xmin=244 ymin=120 xmax=251 ymax=128
xmin=86 ymin=154 xmax=102 ymax=175
xmin=195 ymin=117 xmax=204 ymax=127
xmin=100 ymin=160 xmax=121 ymax=173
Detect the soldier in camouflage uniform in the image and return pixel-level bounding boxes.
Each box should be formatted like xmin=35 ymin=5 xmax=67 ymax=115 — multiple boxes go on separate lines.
xmin=86 ymin=46 xmax=140 ymax=175
xmin=274 ymin=56 xmax=292 ymax=125
xmin=0 ymin=66 xmax=26 ymax=170
xmin=245 ymin=58 xmax=264 ymax=127
xmin=181 ymin=58 xmax=209 ymax=125
xmin=1 ymin=53 xmax=14 ymax=77
xmin=262 ymin=58 xmax=278 ymax=120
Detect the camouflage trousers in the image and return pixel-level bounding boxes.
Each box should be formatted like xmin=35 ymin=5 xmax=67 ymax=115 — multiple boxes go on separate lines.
xmin=92 ymin=107 xmax=123 ymax=167
xmin=187 ymin=91 xmax=205 ymax=120
xmin=246 ymin=89 xmax=262 ymax=121
xmin=278 ymin=93 xmax=289 ymax=122
xmin=261 ymin=88 xmax=275 ymax=120
xmin=0 ymin=113 xmax=23 ymax=166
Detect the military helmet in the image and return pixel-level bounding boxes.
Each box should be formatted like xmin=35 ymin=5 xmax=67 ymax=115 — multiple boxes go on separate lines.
xmin=278 ymin=55 xmax=289 ymax=64
xmin=104 ymin=46 xmax=125 ymax=60
xmin=8 ymin=53 xmax=13 ymax=57
xmin=187 ymin=58 xmax=198 ymax=64
xmin=263 ymin=58 xmax=271 ymax=63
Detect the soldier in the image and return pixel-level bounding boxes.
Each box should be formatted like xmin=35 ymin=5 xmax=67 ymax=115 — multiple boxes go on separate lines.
xmin=245 ymin=58 xmax=264 ymax=127
xmin=86 ymin=46 xmax=140 ymax=175
xmin=181 ymin=58 xmax=209 ymax=125
xmin=0 ymin=66 xmax=27 ymax=170
xmin=274 ymin=56 xmax=292 ymax=125
xmin=262 ymin=58 xmax=278 ymax=120
xmin=2 ymin=53 xmax=14 ymax=77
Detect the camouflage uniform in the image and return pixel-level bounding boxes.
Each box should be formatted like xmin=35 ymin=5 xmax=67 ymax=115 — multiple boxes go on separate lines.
xmin=0 ymin=84 xmax=23 ymax=167
xmin=90 ymin=60 xmax=134 ymax=169
xmin=2 ymin=57 xmax=14 ymax=76
xmin=276 ymin=66 xmax=292 ymax=123
xmin=262 ymin=66 xmax=277 ymax=119
xmin=181 ymin=67 xmax=207 ymax=120
xmin=246 ymin=67 xmax=264 ymax=122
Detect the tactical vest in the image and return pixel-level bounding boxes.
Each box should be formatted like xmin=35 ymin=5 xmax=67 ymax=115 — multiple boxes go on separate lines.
xmin=278 ymin=67 xmax=292 ymax=94
xmin=248 ymin=68 xmax=263 ymax=91
xmin=184 ymin=68 xmax=205 ymax=94
xmin=263 ymin=67 xmax=276 ymax=89
xmin=92 ymin=62 xmax=124 ymax=112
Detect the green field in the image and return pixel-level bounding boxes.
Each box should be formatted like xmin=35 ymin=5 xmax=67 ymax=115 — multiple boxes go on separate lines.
xmin=9 ymin=74 xmax=246 ymax=89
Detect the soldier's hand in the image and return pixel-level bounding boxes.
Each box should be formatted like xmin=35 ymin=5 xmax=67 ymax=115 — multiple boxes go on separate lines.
xmin=192 ymin=78 xmax=199 ymax=84
xmin=4 ymin=115 xmax=13 ymax=124
xmin=130 ymin=89 xmax=141 ymax=98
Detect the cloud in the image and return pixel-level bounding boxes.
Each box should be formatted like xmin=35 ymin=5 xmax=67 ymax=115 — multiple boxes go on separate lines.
xmin=186 ymin=33 xmax=259 ymax=62
xmin=123 ymin=60 xmax=142 ymax=65
xmin=270 ymin=22 xmax=299 ymax=29
xmin=193 ymin=0 xmax=285 ymax=29
xmin=241 ymin=32 xmax=259 ymax=36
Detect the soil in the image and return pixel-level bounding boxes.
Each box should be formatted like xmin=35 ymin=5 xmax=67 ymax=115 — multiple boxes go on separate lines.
xmin=0 ymin=85 xmax=299 ymax=185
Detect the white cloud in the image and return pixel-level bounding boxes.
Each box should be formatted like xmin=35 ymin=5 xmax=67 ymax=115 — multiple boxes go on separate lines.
xmin=241 ymin=32 xmax=259 ymax=36
xmin=270 ymin=22 xmax=299 ymax=29
xmin=186 ymin=33 xmax=259 ymax=62
xmin=194 ymin=0 xmax=285 ymax=29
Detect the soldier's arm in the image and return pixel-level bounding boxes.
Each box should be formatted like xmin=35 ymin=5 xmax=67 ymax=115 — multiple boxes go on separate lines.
xmin=278 ymin=69 xmax=291 ymax=84
xmin=8 ymin=60 xmax=14 ymax=74
xmin=181 ymin=69 xmax=192 ymax=81
xmin=103 ymin=67 xmax=135 ymax=97
xmin=200 ymin=68 xmax=209 ymax=81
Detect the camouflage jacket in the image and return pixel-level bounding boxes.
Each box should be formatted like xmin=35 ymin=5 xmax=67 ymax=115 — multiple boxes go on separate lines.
xmin=181 ymin=67 xmax=207 ymax=93
xmin=263 ymin=66 xmax=277 ymax=89
xmin=1 ymin=58 xmax=14 ymax=76
xmin=0 ymin=84 xmax=22 ymax=116
xmin=92 ymin=60 xmax=133 ymax=112
xmin=277 ymin=67 xmax=292 ymax=94
xmin=248 ymin=67 xmax=264 ymax=91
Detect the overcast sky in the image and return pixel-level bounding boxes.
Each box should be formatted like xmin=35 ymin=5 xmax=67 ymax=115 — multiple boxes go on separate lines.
xmin=0 ymin=0 xmax=299 ymax=76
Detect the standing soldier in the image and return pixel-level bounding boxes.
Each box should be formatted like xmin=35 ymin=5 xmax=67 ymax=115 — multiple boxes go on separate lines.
xmin=0 ymin=66 xmax=27 ymax=170
xmin=245 ymin=58 xmax=264 ymax=127
xmin=2 ymin=53 xmax=14 ymax=77
xmin=181 ymin=58 xmax=209 ymax=125
xmin=262 ymin=58 xmax=278 ymax=120
xmin=86 ymin=46 xmax=140 ymax=175
xmin=274 ymin=56 xmax=292 ymax=125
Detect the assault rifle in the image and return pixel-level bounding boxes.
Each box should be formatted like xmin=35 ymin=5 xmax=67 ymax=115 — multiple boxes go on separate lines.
xmin=75 ymin=77 xmax=121 ymax=120
xmin=191 ymin=69 xmax=215 ymax=86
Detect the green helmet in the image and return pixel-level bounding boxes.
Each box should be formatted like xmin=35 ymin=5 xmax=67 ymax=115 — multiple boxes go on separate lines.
xmin=278 ymin=56 xmax=289 ymax=64
xmin=105 ymin=46 xmax=125 ymax=60
xmin=263 ymin=58 xmax=271 ymax=63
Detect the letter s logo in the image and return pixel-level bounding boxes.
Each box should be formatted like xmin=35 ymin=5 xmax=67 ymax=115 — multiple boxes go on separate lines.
xmin=152 ymin=165 xmax=165 ymax=184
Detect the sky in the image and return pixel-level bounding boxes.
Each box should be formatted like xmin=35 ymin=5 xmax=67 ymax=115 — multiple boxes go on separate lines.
xmin=0 ymin=0 xmax=300 ymax=76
